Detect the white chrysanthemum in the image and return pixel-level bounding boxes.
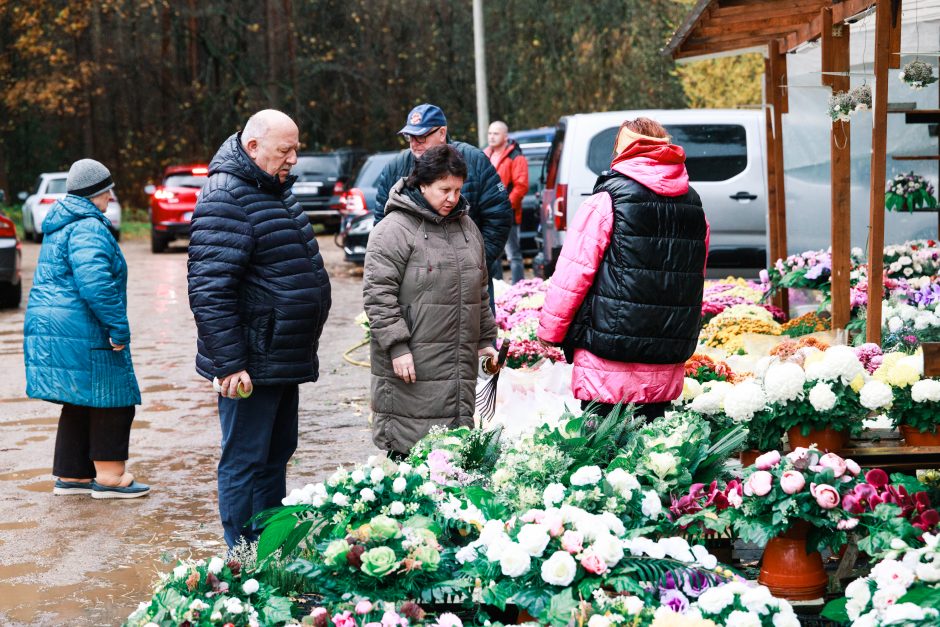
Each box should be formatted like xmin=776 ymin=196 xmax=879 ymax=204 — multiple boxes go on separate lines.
xmin=860 ymin=380 xmax=895 ymax=410
xmin=912 ymin=379 xmax=940 ymax=403
xmin=690 ymin=391 xmax=722 ymax=415
xmin=696 ymin=584 xmax=735 ymax=613
xmin=898 ymin=353 xmax=925 ymax=378
xmin=763 ymin=362 xmax=806 ymax=403
xmin=817 ymin=346 xmax=865 ymax=382
xmin=680 ymin=377 xmax=703 ymax=401
xmin=723 ymin=381 xmax=767 ymax=421
xmin=702 ymin=380 xmax=735 ymax=399
xmin=808 ymin=381 xmax=837 ymax=412
xmin=725 ymin=610 xmax=761 ymax=627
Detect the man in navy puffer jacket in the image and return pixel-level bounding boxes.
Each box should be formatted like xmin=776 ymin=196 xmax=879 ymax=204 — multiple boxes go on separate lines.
xmin=188 ymin=109 xmax=331 ymax=547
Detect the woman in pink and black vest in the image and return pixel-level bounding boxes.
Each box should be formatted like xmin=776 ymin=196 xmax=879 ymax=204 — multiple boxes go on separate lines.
xmin=537 ymin=117 xmax=709 ymax=420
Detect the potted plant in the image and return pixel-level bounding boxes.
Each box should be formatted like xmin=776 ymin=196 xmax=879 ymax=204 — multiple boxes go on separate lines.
xmin=731 ymin=447 xmax=862 ymax=600
xmin=885 ymin=172 xmax=938 ymax=214
xmin=861 ymin=351 xmax=939 ymax=445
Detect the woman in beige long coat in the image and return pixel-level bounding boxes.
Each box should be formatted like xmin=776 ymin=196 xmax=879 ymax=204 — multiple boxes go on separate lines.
xmin=363 ymin=144 xmax=498 ymax=456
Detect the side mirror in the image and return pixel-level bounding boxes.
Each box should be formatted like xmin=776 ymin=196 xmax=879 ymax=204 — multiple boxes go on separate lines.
xmin=17 ymin=191 xmax=27 ymax=202
xmin=144 ymin=184 xmax=156 ymax=196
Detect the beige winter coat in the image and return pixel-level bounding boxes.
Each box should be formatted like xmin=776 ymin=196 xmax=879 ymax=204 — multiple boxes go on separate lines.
xmin=363 ymin=179 xmax=498 ymax=453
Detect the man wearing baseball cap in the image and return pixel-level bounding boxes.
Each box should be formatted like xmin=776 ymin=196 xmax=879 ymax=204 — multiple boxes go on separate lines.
xmin=373 ymin=103 xmax=512 ymax=301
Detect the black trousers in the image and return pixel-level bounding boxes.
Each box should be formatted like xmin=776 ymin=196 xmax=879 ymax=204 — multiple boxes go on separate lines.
xmin=580 ymin=400 xmax=669 ymax=422
xmin=52 ymin=403 xmax=135 ymax=478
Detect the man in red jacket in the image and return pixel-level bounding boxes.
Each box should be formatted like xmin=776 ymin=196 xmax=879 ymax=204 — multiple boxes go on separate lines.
xmin=484 ymin=121 xmax=528 ymax=284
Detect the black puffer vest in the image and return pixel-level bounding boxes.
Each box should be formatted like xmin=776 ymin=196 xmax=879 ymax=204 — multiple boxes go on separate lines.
xmin=562 ymin=171 xmax=707 ymax=365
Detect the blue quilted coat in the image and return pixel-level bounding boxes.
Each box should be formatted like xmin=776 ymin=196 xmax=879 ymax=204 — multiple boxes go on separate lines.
xmin=23 ymin=194 xmax=141 ymax=408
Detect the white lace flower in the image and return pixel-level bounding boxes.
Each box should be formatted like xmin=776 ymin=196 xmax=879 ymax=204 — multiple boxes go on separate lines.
xmin=641 ymin=491 xmax=662 ymax=518
xmin=763 ymin=362 xmax=806 ymax=404
xmin=570 ymin=465 xmax=602 ymax=486
xmin=860 ymin=380 xmax=894 ymax=410
xmin=808 ymin=381 xmax=837 ymax=412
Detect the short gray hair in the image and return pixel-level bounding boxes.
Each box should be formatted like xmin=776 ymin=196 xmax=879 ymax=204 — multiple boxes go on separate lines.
xmin=241 ymin=109 xmax=293 ymax=147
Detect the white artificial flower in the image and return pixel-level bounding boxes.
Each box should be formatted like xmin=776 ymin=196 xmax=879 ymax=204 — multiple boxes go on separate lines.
xmin=860 ymin=380 xmax=895 ymax=410
xmin=543 ymin=483 xmax=566 ymax=508
xmin=392 ymin=477 xmax=408 ymax=493
xmin=540 ymin=550 xmax=577 ymax=586
xmin=570 ymin=465 xmax=603 ymax=486
xmin=771 ymin=613 xmax=800 ymax=627
xmin=845 ymin=577 xmax=872 ymax=620
xmin=360 ymin=487 xmax=376 ymax=502
xmin=311 ymin=494 xmax=326 ymax=508
xmin=691 ymin=544 xmax=718 ymax=570
xmin=172 ymin=564 xmax=189 ymax=579
xmin=517 ymin=523 xmax=552 ymax=557
xmin=224 ymin=597 xmax=244 ymax=614
xmin=621 ymin=596 xmax=644 ymax=615
xmin=207 ymin=556 xmax=224 ymax=575
xmin=882 ymin=602 xmax=939 ymax=624
xmin=389 ymin=501 xmax=405 ymax=516
xmin=456 ymin=545 xmax=478 ymax=564
xmin=210 ymin=613 xmax=223 ymax=622
xmin=681 ymin=377 xmax=703 ymax=401
xmin=499 ymin=543 xmax=532 ymax=577
xmin=872 ymin=583 xmax=908 ymax=610
xmin=887 ymin=317 xmax=904 ymax=334
xmin=420 ymin=482 xmax=437 ymax=496
xmin=598 ymin=512 xmax=625 ymax=537
xmin=398 ymin=462 xmax=413 ymax=475
xmin=189 ymin=599 xmax=209 ymax=611
xmin=658 ymin=537 xmax=694 ymax=563
xmin=327 ymin=469 xmax=348 ymax=487
xmin=870 ymin=560 xmax=916 ymax=589
xmin=723 ymin=381 xmax=767 ymax=421
xmin=808 ymin=381 xmax=837 ymax=412
xmin=726 ymin=610 xmax=761 ymax=627
xmin=370 ymin=467 xmax=385 ymax=484
xmin=740 ymin=585 xmax=773 ymax=613
xmin=696 ymin=585 xmax=735 ymax=613
xmin=332 ymin=492 xmax=350 ymax=507
xmin=587 ymin=615 xmax=611 ymax=627
xmin=912 ymin=379 xmax=940 ymax=403
xmin=605 ymin=468 xmax=640 ymax=499
xmin=242 ymin=578 xmax=259 ymax=595
xmin=591 ymin=532 xmax=625 ymax=567
xmin=641 ymin=491 xmax=662 ymax=518
xmin=915 ymin=561 xmax=940 ymax=583
xmin=763 ymin=362 xmax=806 ymax=404
xmin=351 ymin=469 xmax=366 ymax=484
xmin=647 ymin=452 xmax=678 ymax=479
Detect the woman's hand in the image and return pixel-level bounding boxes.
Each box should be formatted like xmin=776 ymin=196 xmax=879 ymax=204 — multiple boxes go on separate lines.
xmin=392 ymin=353 xmax=417 ymax=383
xmin=537 ymin=337 xmax=558 ymax=350
xmin=478 ymin=346 xmax=498 ymax=361
xmin=109 ymin=338 xmax=125 ymax=351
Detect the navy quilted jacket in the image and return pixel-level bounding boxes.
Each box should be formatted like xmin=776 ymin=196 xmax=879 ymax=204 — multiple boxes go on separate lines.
xmin=187 ymin=134 xmax=332 ymax=385
xmin=373 ymin=141 xmax=512 ymax=269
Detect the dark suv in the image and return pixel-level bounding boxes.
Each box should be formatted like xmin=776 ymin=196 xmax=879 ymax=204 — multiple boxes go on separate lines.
xmin=508 ymin=128 xmax=555 ymax=257
xmin=292 ymin=149 xmax=367 ymax=231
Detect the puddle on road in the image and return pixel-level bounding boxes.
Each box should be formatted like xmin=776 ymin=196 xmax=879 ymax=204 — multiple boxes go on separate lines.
xmin=0 ymin=520 xmax=38 ymax=531
xmin=0 ymin=397 xmax=34 ymax=404
xmin=0 ymin=416 xmax=58 ymax=427
xmin=19 ymin=480 xmax=54 ymax=493
xmin=142 ymin=383 xmax=179 ymax=393
xmin=145 ymin=402 xmax=175 ymax=412
xmin=0 ymin=562 xmax=42 ymax=579
xmin=0 ymin=467 xmax=49 ymax=482
xmin=15 ymin=435 xmax=48 ymax=446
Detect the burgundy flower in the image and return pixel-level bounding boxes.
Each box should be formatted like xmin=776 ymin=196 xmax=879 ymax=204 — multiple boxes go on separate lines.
xmin=346 ymin=544 xmax=366 ymax=568
xmin=400 ymin=601 xmax=426 ymax=621
xmin=866 ymin=468 xmax=889 ymax=489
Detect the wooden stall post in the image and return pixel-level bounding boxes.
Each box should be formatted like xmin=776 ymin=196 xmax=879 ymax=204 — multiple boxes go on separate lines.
xmin=768 ymin=39 xmax=790 ymax=314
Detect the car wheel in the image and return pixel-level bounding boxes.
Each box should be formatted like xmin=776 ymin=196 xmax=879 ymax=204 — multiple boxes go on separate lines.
xmin=0 ymin=281 xmax=22 ymax=308
xmin=151 ymin=229 xmax=167 ymax=253
xmin=31 ymin=230 xmax=43 ymax=244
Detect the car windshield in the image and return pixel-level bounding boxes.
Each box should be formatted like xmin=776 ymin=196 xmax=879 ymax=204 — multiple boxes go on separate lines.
xmin=164 ymin=174 xmax=207 ymax=188
xmin=294 ymin=155 xmax=341 ymax=181
xmin=45 ymin=178 xmax=68 ymax=194
xmin=526 ymin=157 xmax=545 ymax=194
xmin=354 ymin=154 xmax=397 ymax=188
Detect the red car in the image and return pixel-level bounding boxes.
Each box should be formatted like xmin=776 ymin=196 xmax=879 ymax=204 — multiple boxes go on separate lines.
xmin=146 ymin=164 xmax=208 ymax=253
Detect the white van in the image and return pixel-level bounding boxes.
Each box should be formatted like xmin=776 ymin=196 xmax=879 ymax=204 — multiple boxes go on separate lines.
xmin=534 ymin=109 xmax=769 ymax=277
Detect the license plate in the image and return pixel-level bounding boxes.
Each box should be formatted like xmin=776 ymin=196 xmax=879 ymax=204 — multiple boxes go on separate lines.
xmin=294 ymin=183 xmax=322 ymax=193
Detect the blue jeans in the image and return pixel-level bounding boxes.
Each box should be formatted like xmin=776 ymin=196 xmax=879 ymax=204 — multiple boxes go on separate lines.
xmin=217 ymin=383 xmax=298 ymax=548
xmin=490 ymin=224 xmax=525 ymax=285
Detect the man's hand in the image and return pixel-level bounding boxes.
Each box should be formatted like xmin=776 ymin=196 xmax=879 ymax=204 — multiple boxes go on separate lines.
xmin=109 ymin=338 xmax=125 ymax=351
xmin=220 ymin=370 xmax=253 ymax=399
xmin=392 ymin=353 xmax=416 ymax=383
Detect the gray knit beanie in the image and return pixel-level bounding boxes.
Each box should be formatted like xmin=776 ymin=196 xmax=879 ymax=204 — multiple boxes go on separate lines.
xmin=66 ymin=159 xmax=115 ymax=198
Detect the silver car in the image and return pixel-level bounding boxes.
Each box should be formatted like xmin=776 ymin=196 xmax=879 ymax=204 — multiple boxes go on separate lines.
xmin=20 ymin=172 xmax=123 ymax=243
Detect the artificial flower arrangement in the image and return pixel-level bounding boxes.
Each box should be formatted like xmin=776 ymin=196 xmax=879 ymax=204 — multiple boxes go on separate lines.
xmin=700 ymin=277 xmax=780 ymax=324
xmin=301 ymin=598 xmax=459 ymax=627
xmin=823 ymin=533 xmax=940 ymax=626
xmin=900 ymin=60 xmax=939 ymax=89
xmin=493 ymin=279 xmax=564 ymax=368
xmin=885 ymin=172 xmax=938 ymax=213
xmin=732 ymin=447 xmax=862 ymax=553
xmin=699 ymin=305 xmax=782 ymax=353
xmin=828 ymin=84 xmax=871 ymax=122
xmin=884 ymin=240 xmax=940 ymax=281
xmin=683 ymin=354 xmax=737 ymax=384
xmin=126 ymin=557 xmax=295 ymax=627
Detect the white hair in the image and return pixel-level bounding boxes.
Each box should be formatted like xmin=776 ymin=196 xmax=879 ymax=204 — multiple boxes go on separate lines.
xmin=241 ymin=109 xmax=294 ymax=146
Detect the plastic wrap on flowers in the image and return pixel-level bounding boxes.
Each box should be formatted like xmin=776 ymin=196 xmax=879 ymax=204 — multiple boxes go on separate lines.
xmin=493 ymin=279 xmax=564 ymax=368
xmin=478 ymin=359 xmax=578 ymax=437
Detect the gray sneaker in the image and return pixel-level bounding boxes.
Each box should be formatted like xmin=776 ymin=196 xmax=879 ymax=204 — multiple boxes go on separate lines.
xmin=91 ymin=480 xmax=151 ymax=499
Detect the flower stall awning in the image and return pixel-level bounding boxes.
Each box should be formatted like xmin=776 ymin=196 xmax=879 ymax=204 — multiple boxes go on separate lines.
xmin=664 ymin=0 xmax=879 ymax=62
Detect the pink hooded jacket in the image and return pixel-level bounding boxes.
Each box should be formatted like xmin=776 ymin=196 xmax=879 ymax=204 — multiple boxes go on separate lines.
xmin=537 ymin=149 xmax=709 ymax=405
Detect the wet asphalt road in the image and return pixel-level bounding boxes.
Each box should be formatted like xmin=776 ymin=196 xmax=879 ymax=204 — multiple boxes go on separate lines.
xmin=0 ymin=236 xmax=377 ymax=625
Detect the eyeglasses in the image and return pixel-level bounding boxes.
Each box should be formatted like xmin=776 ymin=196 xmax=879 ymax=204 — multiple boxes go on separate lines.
xmin=405 ymin=127 xmax=441 ymax=144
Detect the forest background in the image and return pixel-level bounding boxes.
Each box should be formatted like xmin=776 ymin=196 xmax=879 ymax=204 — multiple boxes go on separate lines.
xmin=0 ymin=0 xmax=763 ymax=206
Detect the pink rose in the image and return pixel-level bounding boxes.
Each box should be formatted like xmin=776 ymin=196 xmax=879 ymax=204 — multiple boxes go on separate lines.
xmin=818 ymin=453 xmax=847 ymax=478
xmin=755 ymin=450 xmax=782 ymax=470
xmin=845 ymin=459 xmax=861 ymax=477
xmin=311 ymin=608 xmax=329 ymax=627
xmin=786 ymin=447 xmax=819 ymax=470
xmin=744 ymin=471 xmax=774 ymax=497
xmin=561 ymin=530 xmax=584 ymax=554
xmin=521 ymin=510 xmax=545 ymax=523
xmin=356 ymin=601 xmax=374 ymax=615
xmin=580 ymin=551 xmax=609 ymax=575
xmin=332 ymin=611 xmax=357 ymax=627
xmin=811 ymin=483 xmax=840 ymax=509
xmin=543 ymin=511 xmax=564 ymax=537
xmin=381 ymin=612 xmax=405 ymax=627
xmin=780 ymin=470 xmax=806 ymax=495
xmin=838 ymin=518 xmax=860 ymax=530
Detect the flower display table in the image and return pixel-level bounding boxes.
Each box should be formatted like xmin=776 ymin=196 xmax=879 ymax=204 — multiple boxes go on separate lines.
xmin=840 ymin=428 xmax=940 ymax=474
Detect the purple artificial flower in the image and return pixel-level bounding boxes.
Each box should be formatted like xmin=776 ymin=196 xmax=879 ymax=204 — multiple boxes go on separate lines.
xmin=681 ymin=571 xmax=712 ymax=599
xmin=658 ymin=588 xmax=690 ymax=614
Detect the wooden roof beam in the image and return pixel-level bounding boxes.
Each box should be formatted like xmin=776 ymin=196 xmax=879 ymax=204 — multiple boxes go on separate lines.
xmin=785 ymin=0 xmax=877 ymax=51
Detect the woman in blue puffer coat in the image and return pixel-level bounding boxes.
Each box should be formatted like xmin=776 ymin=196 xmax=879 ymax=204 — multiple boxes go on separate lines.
xmin=24 ymin=159 xmax=149 ymax=499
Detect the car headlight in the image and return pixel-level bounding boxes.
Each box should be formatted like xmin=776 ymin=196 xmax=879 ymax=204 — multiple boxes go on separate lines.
xmin=348 ymin=219 xmax=373 ymax=236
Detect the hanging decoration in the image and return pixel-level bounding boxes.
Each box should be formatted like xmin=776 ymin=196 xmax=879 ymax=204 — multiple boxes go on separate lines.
xmin=885 ymin=172 xmax=939 ymax=213
xmin=900 ymin=60 xmax=938 ymax=89
xmin=827 ymin=84 xmax=872 ymax=122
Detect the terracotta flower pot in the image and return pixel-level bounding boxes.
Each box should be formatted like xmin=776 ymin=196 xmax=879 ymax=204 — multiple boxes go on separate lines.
xmin=739 ymin=449 xmax=761 ymax=466
xmin=900 ymin=424 xmax=940 ymax=446
xmin=787 ymin=426 xmax=848 ymax=453
xmin=758 ymin=521 xmax=828 ymax=600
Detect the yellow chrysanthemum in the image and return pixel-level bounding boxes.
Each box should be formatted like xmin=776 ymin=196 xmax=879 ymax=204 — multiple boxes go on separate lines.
xmin=888 ymin=363 xmax=921 ymax=388
xmin=850 ymin=373 xmax=866 ymax=393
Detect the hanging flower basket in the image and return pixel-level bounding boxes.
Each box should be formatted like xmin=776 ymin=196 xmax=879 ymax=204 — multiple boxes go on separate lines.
xmin=900 ymin=60 xmax=939 ymax=89
xmin=827 ymin=84 xmax=871 ymax=122
xmin=885 ymin=172 xmax=939 ymax=213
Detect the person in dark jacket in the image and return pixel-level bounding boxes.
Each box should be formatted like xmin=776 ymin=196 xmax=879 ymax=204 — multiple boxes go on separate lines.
xmin=364 ymin=145 xmax=498 ymax=455
xmin=373 ymin=104 xmax=512 ymax=306
xmin=24 ymin=159 xmax=150 ymax=499
xmin=188 ymin=109 xmax=332 ymax=547
xmin=537 ymin=118 xmax=709 ymax=421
